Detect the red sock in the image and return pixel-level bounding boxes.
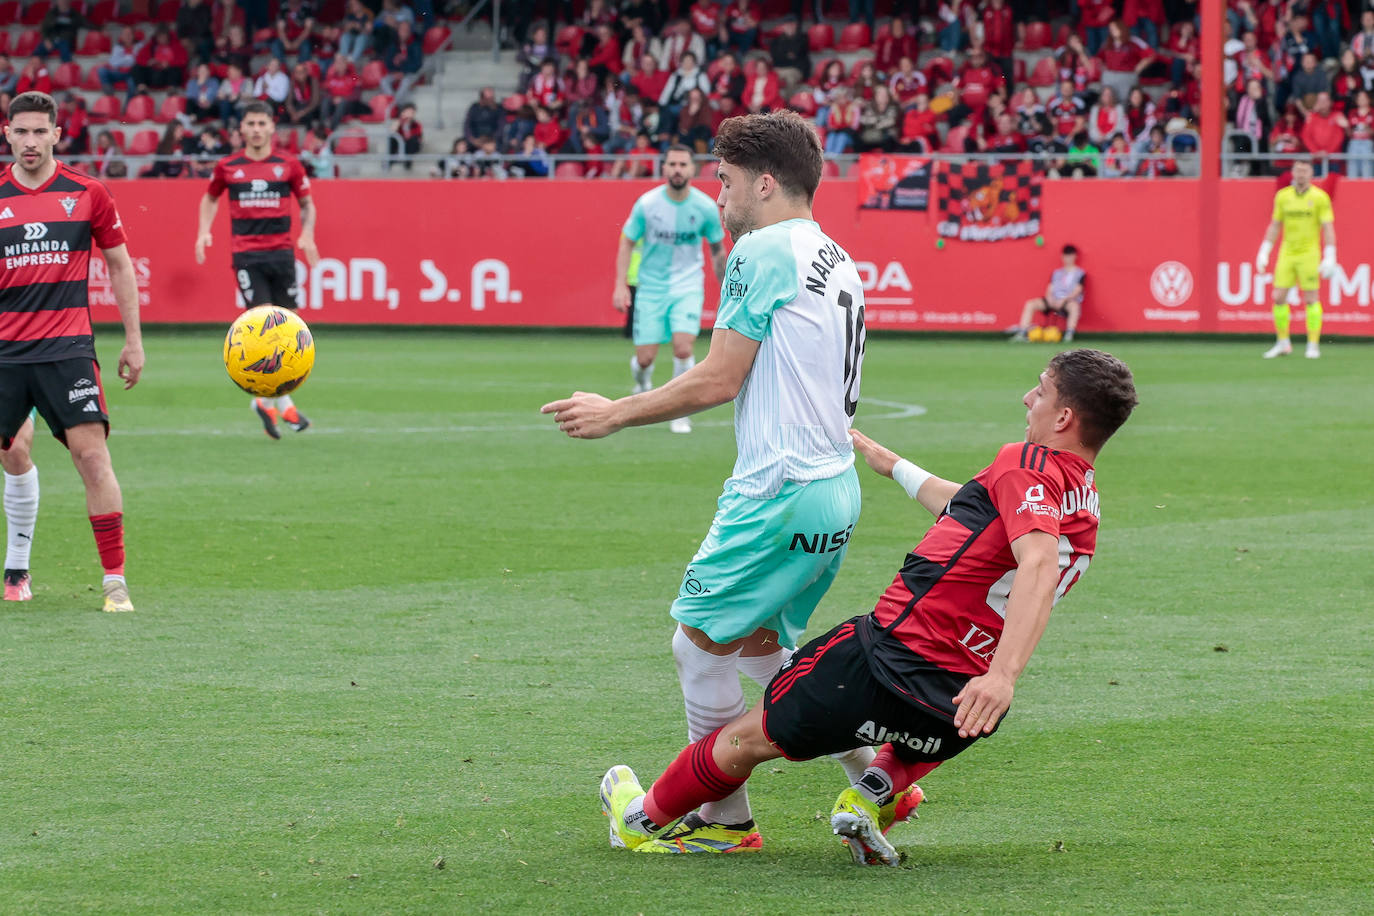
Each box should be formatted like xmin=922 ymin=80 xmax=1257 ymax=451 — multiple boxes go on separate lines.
xmin=872 ymin=743 xmax=941 ymax=794
xmin=89 ymin=512 xmax=125 ymax=577
xmin=643 ymin=728 xmax=747 ymax=827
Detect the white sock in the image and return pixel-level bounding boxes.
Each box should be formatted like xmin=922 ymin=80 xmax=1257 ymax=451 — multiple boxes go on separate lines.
xmin=102 ymin=573 xmax=126 ymax=586
xmin=4 ymin=466 xmax=38 ymax=571
xmin=672 ymin=355 xmax=695 ymax=378
xmin=630 ymin=355 xmax=654 ymax=388
xmin=737 ymin=648 xmax=789 ymax=688
xmin=621 ymin=795 xmax=658 ymax=835
xmin=672 ymin=626 xmax=752 ymax=824
xmin=832 ymin=745 xmax=877 ymax=783
xmin=277 ymin=395 xmax=295 ymax=411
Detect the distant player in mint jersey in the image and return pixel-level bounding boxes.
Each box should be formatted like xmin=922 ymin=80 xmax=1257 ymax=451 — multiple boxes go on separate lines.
xmin=546 ymin=111 xmax=881 ymax=853
xmin=612 ymin=144 xmax=726 ymax=434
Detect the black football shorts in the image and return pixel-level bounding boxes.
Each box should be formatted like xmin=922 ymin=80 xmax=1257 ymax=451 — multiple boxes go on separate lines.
xmin=0 ymin=358 xmax=109 ymax=448
xmin=234 ymin=258 xmax=299 ymax=309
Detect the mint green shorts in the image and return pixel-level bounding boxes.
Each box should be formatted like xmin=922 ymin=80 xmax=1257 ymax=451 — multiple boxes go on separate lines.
xmin=670 ymin=468 xmax=862 ymax=649
xmin=632 ymin=289 xmax=703 ymax=346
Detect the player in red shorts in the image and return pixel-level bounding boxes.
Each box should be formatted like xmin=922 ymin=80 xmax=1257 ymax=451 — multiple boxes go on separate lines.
xmin=0 ymin=91 xmax=145 ymax=612
xmin=599 ymin=349 xmax=1138 ymax=865
xmin=194 ymin=100 xmax=320 ymax=439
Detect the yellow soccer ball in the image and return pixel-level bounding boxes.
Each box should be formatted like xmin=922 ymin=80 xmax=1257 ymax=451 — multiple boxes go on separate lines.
xmin=223 ymin=306 xmax=316 ymax=397
xmin=1041 ymin=325 xmax=1063 ymax=343
xmin=1027 ymin=325 xmax=1046 ymax=342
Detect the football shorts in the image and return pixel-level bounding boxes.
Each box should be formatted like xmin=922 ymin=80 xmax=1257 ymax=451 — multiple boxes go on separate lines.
xmin=234 ymin=256 xmax=300 ymax=309
xmin=0 ymin=358 xmax=109 ymax=448
xmin=630 ymin=289 xmax=703 ymax=346
xmin=1272 ymin=251 xmax=1321 ymax=292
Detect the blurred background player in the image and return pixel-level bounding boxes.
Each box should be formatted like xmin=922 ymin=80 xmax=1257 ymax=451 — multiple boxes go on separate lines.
xmin=1255 ymin=159 xmax=1336 ymax=360
xmin=1010 ymin=244 xmax=1085 ymax=342
xmin=0 ymin=91 xmax=144 ymax=613
xmin=611 ymin=144 xmax=726 ymax=434
xmin=620 ymin=239 xmax=642 ymax=341
xmin=546 ymin=111 xmax=877 ymax=853
xmin=3 ymin=414 xmax=38 ymax=601
xmin=195 ymin=100 xmax=321 ymax=437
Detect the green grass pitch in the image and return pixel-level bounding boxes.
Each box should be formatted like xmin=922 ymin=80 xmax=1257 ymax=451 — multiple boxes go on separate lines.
xmin=1 ymin=330 xmax=1370 ymax=913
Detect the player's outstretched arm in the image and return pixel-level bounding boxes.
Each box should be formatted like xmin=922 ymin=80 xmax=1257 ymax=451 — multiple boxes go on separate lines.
xmin=195 ymin=193 xmax=218 ymax=264
xmin=102 ymin=243 xmax=144 ymax=389
xmin=849 ymin=429 xmax=959 ymax=517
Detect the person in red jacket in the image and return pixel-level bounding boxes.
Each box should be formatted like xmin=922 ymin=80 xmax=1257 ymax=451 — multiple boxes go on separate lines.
xmin=1098 ymin=20 xmax=1153 ymax=104
xmin=1269 ymin=107 xmax=1305 ymax=173
xmin=689 ymin=0 xmax=719 ymax=36
xmin=632 ymin=53 xmax=669 ymax=104
xmin=898 ymin=91 xmax=939 ymax=151
xmin=953 ymin=46 xmax=1005 ymax=126
xmin=981 ymin=0 xmax=1015 ymax=88
xmin=321 ymin=55 xmax=361 ymax=129
xmin=742 ymin=58 xmax=782 ymax=112
xmin=1166 ymin=20 xmax=1198 ymax=87
xmin=709 ymin=53 xmax=745 ymax=103
xmin=531 ymin=105 xmax=569 ymax=153
xmin=586 ymin=23 xmax=622 ymax=76
xmin=15 ymin=56 xmax=53 ymax=95
xmin=875 ymin=18 xmax=919 ymax=77
xmin=1300 ymin=92 xmax=1348 ymax=175
xmin=1122 ymin=0 xmax=1165 ymax=49
xmin=133 ymin=25 xmax=188 ymax=92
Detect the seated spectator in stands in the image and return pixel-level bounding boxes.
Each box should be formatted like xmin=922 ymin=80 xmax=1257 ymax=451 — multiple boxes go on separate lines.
xmin=659 ymin=51 xmax=709 ymax=132
xmin=1353 ymin=10 xmax=1374 ymax=61
xmin=300 ymin=124 xmax=334 ymax=177
xmin=531 ymin=105 xmax=567 ymax=153
xmin=1027 ymin=113 xmax=1070 ymax=171
xmin=689 ymin=0 xmax=720 ymax=37
xmin=1055 ymin=33 xmax=1092 ymax=95
xmin=55 ymin=93 xmax=88 ymax=156
xmin=386 ymin=102 xmax=424 ymax=171
xmin=1065 ymin=130 xmax=1101 ymax=177
xmin=1301 ymin=91 xmax=1347 ymax=174
xmin=322 ymin=55 xmax=363 ymax=129
xmin=824 ymin=87 xmax=861 ymax=154
xmin=936 ymin=0 xmax=968 ymax=53
xmin=888 ymin=56 xmax=927 ymax=107
xmin=92 ymin=129 xmax=127 ymax=178
xmin=1123 ymin=0 xmax=1164 ymax=49
xmin=985 ymin=111 xmax=1026 ymax=157
xmin=185 ymin=63 xmax=220 ymax=122
xmin=373 ymin=0 xmax=416 ymax=61
xmin=146 ymin=121 xmax=191 ymax=178
xmin=217 ymin=63 xmax=253 ymax=124
xmin=380 ymin=21 xmax=424 ymax=108
xmin=711 ymin=93 xmax=739 ymax=131
xmin=705 ymin=19 xmax=733 ymax=63
xmin=1232 ymin=78 xmax=1271 ymax=173
xmin=709 ymin=53 xmax=744 ymax=104
xmin=565 ymin=58 xmax=600 ymax=108
xmin=875 ymin=18 xmax=917 ymax=78
xmin=856 ymin=85 xmax=899 ymax=152
xmin=1310 ymin=0 xmax=1345 ymax=62
xmin=1234 ymin=31 xmax=1273 ymax=98
xmin=135 ymin=26 xmax=189 ymax=93
xmin=658 ymin=20 xmax=706 ymax=72
xmin=587 ymin=24 xmax=622 ymax=78
xmin=472 ymin=136 xmax=506 ymax=178
xmin=38 ymin=0 xmax=88 ymax=64
xmin=1088 ymin=86 xmax=1127 ymax=146
xmin=611 ymin=131 xmax=657 ymax=178
xmin=254 ymin=58 xmax=291 ymax=117
xmin=1166 ymin=20 xmax=1198 ymax=88
xmin=1079 ymin=0 xmax=1115 ymax=56
xmin=528 ymin=59 xmax=564 ymax=112
xmin=15 ymin=57 xmax=53 ymax=96
xmin=99 ymin=29 xmax=138 ymax=98
xmin=952 ymin=46 xmax=1005 ymax=125
xmin=1098 ymin=20 xmax=1153 ymax=103
xmin=176 ymin=0 xmax=215 ymax=63
xmin=1133 ymin=124 xmax=1177 ymax=177
xmin=743 ymin=58 xmax=782 ymax=113
xmin=340 ymin=0 xmax=375 ymax=62
xmin=621 ymin=23 xmax=656 ymax=73
xmin=604 ymin=85 xmax=641 ymax=154
xmin=274 ymin=124 xmax=302 ymax=153
xmin=435 ymin=138 xmax=475 ymax=179
xmin=726 ymin=0 xmax=760 ymax=55
xmin=1290 ymin=52 xmax=1331 ymax=117
xmin=1269 ymin=107 xmax=1304 ymax=172
xmin=1333 ymin=50 xmax=1362 ymax=110
xmin=501 ymin=101 xmax=536 ymax=152
xmin=1346 ymin=90 xmax=1374 ymax=178
xmin=285 ymin=62 xmax=321 ymax=126
xmin=510 ymin=133 xmax=552 ymax=178
xmin=212 ymin=25 xmax=254 ymax=77
xmin=631 ymin=54 xmax=669 ymax=106
xmin=982 ymin=0 xmax=1014 ymax=88
xmin=1101 ymin=133 xmax=1134 ymax=176
xmin=675 ymin=87 xmax=713 ymax=152
xmin=518 ymin=26 xmax=552 ymax=90
xmin=1125 ymin=86 xmax=1157 ymax=140
xmin=1047 ymin=78 xmax=1088 ymax=141
xmin=621 ymin=0 xmax=662 ymax=35
xmin=898 ymin=91 xmax=938 ymax=151
xmin=769 ymin=15 xmax=809 ymax=90
xmin=814 ymin=60 xmax=846 ymax=122
xmin=272 ymin=0 xmax=316 ymax=63
xmin=569 ymin=97 xmax=609 ymax=150
xmin=1010 ymin=244 xmax=1085 ymax=342
xmin=1010 ymin=86 xmax=1044 ymax=132
xmin=0 ymin=56 xmax=16 ymax=97
xmin=852 ymin=61 xmax=880 ymax=102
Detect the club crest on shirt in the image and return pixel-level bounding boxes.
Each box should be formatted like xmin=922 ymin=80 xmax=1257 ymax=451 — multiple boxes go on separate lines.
xmin=273 ymin=165 xmax=284 ymax=179
xmin=724 ymin=256 xmax=748 ymax=298
xmin=58 ymin=196 xmax=78 ymax=217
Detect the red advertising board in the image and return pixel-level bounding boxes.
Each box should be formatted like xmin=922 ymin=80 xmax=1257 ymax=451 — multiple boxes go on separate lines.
xmin=90 ymin=177 xmax=1374 ymax=335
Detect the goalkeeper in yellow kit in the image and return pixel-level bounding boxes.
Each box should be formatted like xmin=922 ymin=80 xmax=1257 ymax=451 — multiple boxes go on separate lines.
xmin=1255 ymin=159 xmax=1337 ymax=360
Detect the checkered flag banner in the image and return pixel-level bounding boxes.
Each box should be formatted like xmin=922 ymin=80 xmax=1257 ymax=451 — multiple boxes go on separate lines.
xmin=935 ymin=160 xmax=1044 ymax=242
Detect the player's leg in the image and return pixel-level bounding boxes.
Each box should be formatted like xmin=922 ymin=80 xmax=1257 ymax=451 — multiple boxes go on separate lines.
xmin=666 ymin=294 xmax=702 ymax=433
xmin=1 ymin=402 xmax=39 ymax=601
xmin=1266 ymin=255 xmax=1296 ymax=358
xmin=1063 ymin=299 xmax=1082 ymax=341
xmin=631 ymin=343 xmax=659 ymax=394
xmin=630 ymin=292 xmax=670 ymax=394
xmin=237 ymin=265 xmax=284 ymax=438
xmin=268 ymin=263 xmax=312 ymax=430
xmin=64 ymin=423 xmax=133 ymax=612
xmin=1299 ymin=263 xmax=1322 ymax=359
xmin=1011 ymin=297 xmax=1045 ymax=340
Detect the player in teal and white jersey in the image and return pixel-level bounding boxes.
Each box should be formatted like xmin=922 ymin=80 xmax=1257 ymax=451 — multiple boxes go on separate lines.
xmin=546 ymin=112 xmax=902 ymax=854
xmin=612 ymin=144 xmax=726 ymax=434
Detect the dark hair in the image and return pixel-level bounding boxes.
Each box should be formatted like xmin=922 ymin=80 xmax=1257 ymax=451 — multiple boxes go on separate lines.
xmin=1048 ymin=349 xmax=1138 ymax=450
xmin=713 ymin=110 xmax=823 ymax=204
xmin=9 ymin=91 xmax=57 ymax=124
xmin=1062 ymin=244 xmax=1078 ymax=255
xmin=241 ymin=100 xmax=275 ymax=120
xmin=664 ymin=142 xmax=694 ymax=160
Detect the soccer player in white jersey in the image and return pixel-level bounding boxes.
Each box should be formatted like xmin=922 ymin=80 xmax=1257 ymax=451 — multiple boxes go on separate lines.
xmin=612 ymin=144 xmax=727 ymax=434
xmin=544 ymin=111 xmax=901 ymax=853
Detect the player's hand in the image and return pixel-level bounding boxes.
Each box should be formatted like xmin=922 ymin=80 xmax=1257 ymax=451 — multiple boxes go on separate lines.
xmin=952 ymin=670 xmax=1014 ymax=739
xmin=849 ymin=429 xmax=901 ymax=478
xmin=612 ymin=283 xmax=631 ymax=313
xmin=1319 ymin=253 xmax=1338 ymax=279
xmin=118 ymin=341 xmax=145 ymax=389
xmin=298 ymin=234 xmax=320 ymax=268
xmin=194 ymin=232 xmax=212 ymax=264
xmin=540 ymin=391 xmax=622 ymax=439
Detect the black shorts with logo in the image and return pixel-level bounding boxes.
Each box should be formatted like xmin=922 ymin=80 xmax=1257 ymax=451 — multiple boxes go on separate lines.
xmin=0 ymin=357 xmax=109 ymax=448
xmin=761 ymin=615 xmax=990 ymax=764
xmin=233 ymin=254 xmax=299 ymax=309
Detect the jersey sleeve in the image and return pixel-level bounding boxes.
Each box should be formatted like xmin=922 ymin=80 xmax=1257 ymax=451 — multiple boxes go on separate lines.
xmin=290 ymin=158 xmax=312 ymax=199
xmin=621 ymin=198 xmax=646 ymax=242
xmin=701 ymin=197 xmax=725 ymax=244
xmin=206 ymin=160 xmax=227 ymax=198
xmin=713 ymin=232 xmax=798 ymax=342
xmin=89 ymin=181 xmax=128 ymax=250
xmin=1271 ymin=190 xmax=1283 ymax=222
xmin=1316 ymin=190 xmax=1333 ymax=225
xmin=986 ymin=443 xmax=1065 ymax=543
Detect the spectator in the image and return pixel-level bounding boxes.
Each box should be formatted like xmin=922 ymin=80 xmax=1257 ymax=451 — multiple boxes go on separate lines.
xmin=0 ymin=55 xmax=15 ymax=97
xmin=146 ymin=121 xmax=190 ymax=178
xmin=185 ymin=63 xmax=221 ymax=122
xmin=1028 ymin=113 xmax=1070 ymax=171
xmin=388 ymin=102 xmax=424 ymax=170
xmin=952 ymin=46 xmax=1005 ymax=126
xmin=1101 ymin=133 xmax=1134 ymax=176
xmin=1056 ymin=33 xmax=1092 ymax=95
xmin=191 ymin=126 xmax=227 ymax=177
xmin=888 ymin=56 xmax=927 ymax=106
xmin=621 ymin=23 xmax=656 ymax=73
xmin=97 ymin=30 xmax=138 ymax=98
xmin=38 ymin=0 xmax=88 ymax=64
xmin=857 ymin=84 xmax=899 ymax=151
xmin=1047 ymin=78 xmax=1087 ymax=141
xmin=579 ymin=0 xmax=616 ymax=30
xmin=373 ymin=0 xmax=416 ymax=62
xmin=985 ymin=111 xmax=1026 ymax=157
xmin=1310 ymin=0 xmax=1347 ymax=62
xmin=510 ymin=134 xmax=552 ymax=178
xmin=272 ymin=0 xmax=316 ymax=63
xmin=435 ymin=138 xmax=475 ymax=178
xmin=564 ymin=58 xmax=599 ymax=107
xmin=725 ymin=0 xmax=760 ymax=56
xmin=176 ymin=0 xmax=215 ymax=63
xmin=875 ymin=18 xmax=917 ymax=77
xmin=1079 ymin=0 xmax=1115 ymax=56
xmin=471 ymin=136 xmax=506 ymax=178
xmin=586 ymin=23 xmax=622 ymax=78
xmin=689 ymin=0 xmax=719 ymax=37
xmin=518 ymin=26 xmax=552 ymax=90
xmin=531 ymin=105 xmax=567 ymax=153
xmin=658 ymin=50 xmax=709 ymax=131
xmin=742 ymin=58 xmax=782 ymax=113
xmin=605 ymin=85 xmax=642 ymax=154
xmin=709 ymin=53 xmax=744 ymax=104
xmin=300 ymin=124 xmax=335 ymax=177
xmin=848 ymin=0 xmax=875 ymax=32
xmin=1088 ymin=86 xmax=1128 ymax=146
xmin=1133 ymin=124 xmax=1177 ymax=177
xmin=217 ymin=63 xmax=253 ymax=124
xmin=1291 ymin=52 xmax=1331 ymax=116
xmin=1270 ymin=107 xmax=1305 ymax=172
xmin=1010 ymin=86 xmax=1045 ymax=136
xmin=211 ymin=25 xmax=254 ymax=77
xmin=711 ymin=93 xmax=739 ymax=133
xmin=769 ymin=16 xmax=809 ymax=89
xmin=1122 ymin=0 xmax=1164 ymax=50
xmin=285 ymin=62 xmax=322 ymax=126
xmin=981 ymin=0 xmax=1014 ymax=88
xmin=1346 ymin=90 xmax=1374 ymax=178
xmin=254 ymin=58 xmax=291 ymax=115
xmin=848 ymin=60 xmax=878 ymax=101
xmin=340 ymin=0 xmax=375 ymax=62
xmin=611 ymin=131 xmax=657 ymax=178
xmin=1301 ymin=92 xmax=1348 ymax=174
xmin=321 ymin=55 xmax=363 ymax=129
xmin=135 ymin=26 xmax=189 ymax=93
xmin=1234 ymin=30 xmax=1274 ymax=96
xmin=1333 ymin=50 xmax=1362 ymax=109
xmin=1233 ymin=78 xmax=1272 ymax=174
xmin=1065 ymin=130 xmax=1101 ymax=177
xmin=675 ymin=87 xmax=713 ymax=152
xmin=824 ymin=86 xmax=861 ymax=154
xmin=55 ymin=93 xmax=88 ymax=155
xmin=632 ymin=54 xmax=669 ymax=104
xmin=815 ymin=60 xmax=847 ymax=121
xmin=274 ymin=124 xmax=301 ymax=153
xmin=1352 ymin=11 xmax=1374 ymax=61
xmin=16 ymin=57 xmax=53 ymax=96
xmin=569 ymin=95 xmax=609 ymax=151
xmin=528 ymin=59 xmax=564 ymax=113
xmin=898 ymin=91 xmax=939 ymax=151
xmin=1010 ymin=244 xmax=1085 ymax=342
xmin=92 ymin=129 xmax=127 ymax=178
xmin=1166 ymin=20 xmax=1198 ymax=87
xmin=657 ymin=20 xmax=706 ymax=72
xmin=936 ymin=0 xmax=968 ymax=53
xmin=1098 ymin=20 xmax=1154 ymax=103
xmin=380 ymin=21 xmax=424 ymax=107
xmin=1124 ymin=86 xmax=1157 ymax=139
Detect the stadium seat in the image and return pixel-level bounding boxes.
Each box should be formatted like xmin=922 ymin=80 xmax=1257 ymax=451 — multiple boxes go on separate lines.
xmin=360 ymin=60 xmax=386 ymax=89
xmin=822 ymin=159 xmax=842 ymax=178
xmin=154 ymin=0 xmax=179 ymax=22
xmin=422 ymin=25 xmax=451 ymax=55
xmin=1085 ymin=58 xmax=1103 ymax=82
xmin=157 ymin=95 xmax=186 ymax=123
xmin=874 ymin=22 xmax=892 ymax=44
xmin=555 ymin=25 xmax=584 ymax=57
xmin=332 ymin=130 xmax=369 ymax=155
xmin=21 ymin=0 xmax=49 ymax=25
xmin=941 ymin=124 xmax=970 ymax=152
xmin=126 ymin=129 xmax=158 ymax=155
xmin=789 ymin=90 xmax=817 ymax=116
xmin=554 ymin=161 xmax=584 ymax=178
xmin=89 ymin=94 xmax=121 ymax=122
xmin=849 ymin=57 xmax=874 ymax=79
xmin=52 ymin=62 xmax=82 ymax=90
xmin=77 ymin=30 xmax=112 ymax=55
xmin=0 ymin=1 xmax=19 ymax=30
xmin=13 ymin=30 xmax=41 ymax=58
xmin=807 ymin=23 xmax=834 ymax=52
xmin=1028 ymin=56 xmax=1057 ymax=87
xmin=361 ymin=93 xmax=393 ymax=122
xmin=1022 ymin=21 xmax=1052 ymax=51
xmin=83 ymin=66 xmax=103 ymax=89
xmin=88 ymin=0 xmax=118 ymax=25
xmin=0 ymin=31 xmax=10 ymax=55
xmin=123 ymin=94 xmax=155 ymax=122
xmin=924 ymin=56 xmax=954 ymax=86
xmin=837 ymin=23 xmax=870 ymax=52
xmin=1013 ymin=58 xmax=1027 ymax=84
xmin=252 ymin=27 xmax=276 ymax=46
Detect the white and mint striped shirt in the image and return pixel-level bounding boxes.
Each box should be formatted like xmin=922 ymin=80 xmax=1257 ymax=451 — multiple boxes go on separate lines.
xmin=715 ymin=218 xmax=865 ymax=499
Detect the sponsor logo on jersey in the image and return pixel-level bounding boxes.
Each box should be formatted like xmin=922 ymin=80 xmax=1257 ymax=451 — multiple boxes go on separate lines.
xmin=23 ymin=222 xmax=48 ymax=241
xmin=233 ymin=169 xmax=245 ymax=178
xmin=58 ymin=196 xmax=78 ymax=217
xmin=855 ymin=720 xmax=943 ymax=755
xmin=680 ymin=567 xmax=710 ymax=596
xmin=788 ymin=524 xmax=854 ymax=554
xmin=1024 ymin=484 xmax=1045 ymax=503
xmin=724 ymin=256 xmax=748 ymax=298
xmin=68 ymin=379 xmax=100 ymax=403
xmin=83 ymin=400 xmax=100 ymax=412
xmin=0 ymin=207 xmax=13 ymax=220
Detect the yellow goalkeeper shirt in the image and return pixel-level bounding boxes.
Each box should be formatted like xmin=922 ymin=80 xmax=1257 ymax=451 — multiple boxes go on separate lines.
xmin=1272 ymin=185 xmax=1333 ymax=257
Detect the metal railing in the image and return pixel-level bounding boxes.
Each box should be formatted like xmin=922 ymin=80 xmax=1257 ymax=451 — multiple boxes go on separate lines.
xmin=1219 ymin=149 xmax=1372 ymax=176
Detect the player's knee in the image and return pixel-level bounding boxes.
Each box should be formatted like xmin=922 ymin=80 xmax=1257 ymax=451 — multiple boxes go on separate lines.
xmin=68 ymin=439 xmax=112 ymax=478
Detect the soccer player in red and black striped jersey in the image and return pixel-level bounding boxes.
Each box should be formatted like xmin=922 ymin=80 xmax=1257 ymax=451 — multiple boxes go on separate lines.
xmin=0 ymin=91 xmax=145 ymax=613
xmin=194 ymin=100 xmax=319 ymax=440
xmin=598 ymin=350 xmax=1138 ymax=865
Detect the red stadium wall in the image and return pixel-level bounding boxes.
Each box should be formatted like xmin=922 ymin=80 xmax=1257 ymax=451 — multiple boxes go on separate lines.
xmin=95 ymin=179 xmax=1374 ymax=336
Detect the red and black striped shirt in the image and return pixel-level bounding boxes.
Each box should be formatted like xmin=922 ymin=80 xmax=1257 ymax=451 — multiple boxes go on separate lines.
xmin=0 ymin=161 xmax=126 ymax=363
xmin=206 ymin=150 xmax=311 ymax=266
